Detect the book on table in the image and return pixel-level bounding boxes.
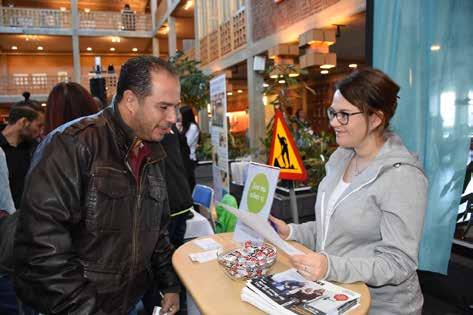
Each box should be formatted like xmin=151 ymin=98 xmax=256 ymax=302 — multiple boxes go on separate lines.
xmin=241 ymin=268 xmax=360 ymax=315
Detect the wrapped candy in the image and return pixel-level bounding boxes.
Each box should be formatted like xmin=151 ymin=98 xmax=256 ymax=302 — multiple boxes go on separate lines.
xmin=217 ymin=242 xmax=277 ymax=280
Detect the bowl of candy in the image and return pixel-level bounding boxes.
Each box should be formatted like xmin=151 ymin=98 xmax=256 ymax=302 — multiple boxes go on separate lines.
xmin=217 ymin=241 xmax=277 ymax=280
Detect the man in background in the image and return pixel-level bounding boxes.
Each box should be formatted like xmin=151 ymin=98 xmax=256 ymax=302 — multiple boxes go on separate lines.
xmin=0 ymin=92 xmax=44 ymax=209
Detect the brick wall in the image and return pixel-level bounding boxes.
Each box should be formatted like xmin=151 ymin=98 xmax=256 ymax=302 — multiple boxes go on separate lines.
xmin=251 ymin=0 xmax=340 ymax=42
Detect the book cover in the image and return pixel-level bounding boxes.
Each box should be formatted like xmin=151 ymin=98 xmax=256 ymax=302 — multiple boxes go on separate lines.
xmin=244 ymin=269 xmax=360 ymax=315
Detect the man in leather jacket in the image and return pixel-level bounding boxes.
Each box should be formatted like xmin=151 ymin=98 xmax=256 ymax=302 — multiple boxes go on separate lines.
xmin=13 ymin=56 xmax=181 ymax=315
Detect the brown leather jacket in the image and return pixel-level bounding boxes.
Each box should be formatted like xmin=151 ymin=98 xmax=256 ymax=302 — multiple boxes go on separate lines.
xmin=13 ymin=103 xmax=180 ymax=314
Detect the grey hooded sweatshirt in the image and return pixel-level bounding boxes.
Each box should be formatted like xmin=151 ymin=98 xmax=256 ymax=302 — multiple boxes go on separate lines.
xmin=288 ymin=133 xmax=428 ymax=315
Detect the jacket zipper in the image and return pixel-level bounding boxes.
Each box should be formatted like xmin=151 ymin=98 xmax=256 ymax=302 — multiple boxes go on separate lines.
xmin=321 ymin=166 xmax=382 ymax=250
xmin=123 ymin=155 xmax=160 ymax=313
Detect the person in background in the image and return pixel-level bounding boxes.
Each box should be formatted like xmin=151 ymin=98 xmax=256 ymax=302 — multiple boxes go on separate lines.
xmin=121 ymin=3 xmax=136 ymax=31
xmin=292 ymin=108 xmax=313 ymax=149
xmin=0 ymin=92 xmax=44 ymax=209
xmin=293 ymin=108 xmax=311 ymax=129
xmin=142 ymin=121 xmax=194 ymax=315
xmin=45 ymin=82 xmax=99 ymax=134
xmin=14 ymin=56 xmax=181 ymax=315
xmin=0 ymin=147 xmax=17 ymax=315
xmin=0 ymin=92 xmax=42 ymax=315
xmin=180 ymin=105 xmax=200 ymax=191
xmin=0 ymin=147 xmax=15 ymax=217
xmin=270 ymin=68 xmax=428 ymax=314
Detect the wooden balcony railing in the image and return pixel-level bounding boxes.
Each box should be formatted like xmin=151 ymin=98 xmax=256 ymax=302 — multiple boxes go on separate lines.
xmin=0 ymin=74 xmax=71 ymax=96
xmin=79 ymin=11 xmax=151 ymax=32
xmin=0 ymin=73 xmax=118 ymax=100
xmin=0 ymin=6 xmax=151 ymax=32
xmin=0 ymin=6 xmax=71 ymax=29
xmin=200 ymin=7 xmax=246 ymax=66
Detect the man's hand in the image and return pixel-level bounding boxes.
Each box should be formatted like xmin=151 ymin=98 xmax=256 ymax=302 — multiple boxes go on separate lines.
xmin=0 ymin=210 xmax=9 ymax=219
xmin=161 ymin=292 xmax=179 ymax=315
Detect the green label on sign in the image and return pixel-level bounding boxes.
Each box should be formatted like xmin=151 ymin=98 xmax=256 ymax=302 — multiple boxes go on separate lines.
xmin=247 ymin=173 xmax=269 ymax=213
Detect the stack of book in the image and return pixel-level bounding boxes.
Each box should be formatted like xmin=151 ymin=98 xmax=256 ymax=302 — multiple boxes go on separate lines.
xmin=241 ymin=268 xmax=360 ymax=315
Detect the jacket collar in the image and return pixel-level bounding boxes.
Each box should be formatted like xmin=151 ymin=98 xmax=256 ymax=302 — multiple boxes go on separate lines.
xmin=323 ymin=133 xmax=423 ymax=198
xmin=106 ymin=101 xmax=167 ymax=162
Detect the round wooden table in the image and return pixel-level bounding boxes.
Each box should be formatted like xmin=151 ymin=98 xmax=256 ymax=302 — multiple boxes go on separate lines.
xmin=172 ymin=233 xmax=371 ymax=315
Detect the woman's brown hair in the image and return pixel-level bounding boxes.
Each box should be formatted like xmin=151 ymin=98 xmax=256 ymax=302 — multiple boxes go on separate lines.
xmin=335 ymin=68 xmax=400 ymax=132
xmin=45 ymin=82 xmax=98 ymax=133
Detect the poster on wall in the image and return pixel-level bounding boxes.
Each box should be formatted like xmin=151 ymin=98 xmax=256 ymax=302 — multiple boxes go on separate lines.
xmin=210 ymin=74 xmax=229 ymax=201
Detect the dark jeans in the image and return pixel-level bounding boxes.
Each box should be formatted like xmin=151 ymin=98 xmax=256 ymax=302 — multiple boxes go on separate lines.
xmin=0 ymin=275 xmax=18 ymax=315
xmin=142 ymin=213 xmax=188 ymax=314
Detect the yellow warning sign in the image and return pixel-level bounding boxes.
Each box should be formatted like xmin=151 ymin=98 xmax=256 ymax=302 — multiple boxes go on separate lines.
xmin=267 ymin=110 xmax=308 ymax=181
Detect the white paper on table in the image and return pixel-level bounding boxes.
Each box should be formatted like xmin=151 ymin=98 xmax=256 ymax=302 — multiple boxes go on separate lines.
xmin=188 ymin=249 xmax=219 ymax=263
xmin=193 ymin=238 xmax=222 ymax=250
xmin=220 ymin=204 xmax=304 ymax=256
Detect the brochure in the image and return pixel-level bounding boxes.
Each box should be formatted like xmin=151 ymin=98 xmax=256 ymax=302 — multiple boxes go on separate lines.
xmin=233 ymin=162 xmax=280 ymax=244
xmin=241 ymin=268 xmax=360 ymax=315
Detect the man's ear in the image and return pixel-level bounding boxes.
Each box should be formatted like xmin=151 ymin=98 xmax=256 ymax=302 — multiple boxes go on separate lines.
xmin=17 ymin=117 xmax=30 ymax=128
xmin=123 ymin=90 xmax=139 ymax=114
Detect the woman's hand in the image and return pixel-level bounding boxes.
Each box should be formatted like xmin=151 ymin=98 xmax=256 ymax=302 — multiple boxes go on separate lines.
xmin=269 ymin=215 xmax=290 ymax=239
xmin=290 ymin=252 xmax=328 ymax=281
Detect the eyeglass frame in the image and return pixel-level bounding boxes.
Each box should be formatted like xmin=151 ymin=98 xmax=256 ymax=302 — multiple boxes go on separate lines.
xmin=326 ymin=107 xmax=364 ymax=125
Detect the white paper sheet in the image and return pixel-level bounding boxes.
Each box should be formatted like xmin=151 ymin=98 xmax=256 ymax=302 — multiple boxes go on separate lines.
xmin=220 ymin=204 xmax=304 ymax=256
xmin=193 ymin=238 xmax=222 ymax=250
xmin=188 ymin=249 xmax=219 ymax=263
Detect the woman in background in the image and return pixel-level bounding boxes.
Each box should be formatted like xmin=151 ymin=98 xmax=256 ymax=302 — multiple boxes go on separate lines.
xmin=45 ymin=82 xmax=98 ymax=133
xmin=271 ymin=68 xmax=427 ymax=314
xmin=180 ymin=105 xmax=199 ymax=191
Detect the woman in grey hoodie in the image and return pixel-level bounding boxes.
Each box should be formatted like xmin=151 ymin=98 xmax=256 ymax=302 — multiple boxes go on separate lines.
xmin=270 ymin=68 xmax=428 ymax=314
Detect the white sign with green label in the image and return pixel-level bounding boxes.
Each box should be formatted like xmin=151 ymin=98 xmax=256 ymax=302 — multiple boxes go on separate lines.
xmin=233 ymin=162 xmax=280 ymax=244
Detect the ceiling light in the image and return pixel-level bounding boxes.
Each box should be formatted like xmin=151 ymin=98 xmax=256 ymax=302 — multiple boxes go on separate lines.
xmin=320 ymin=70 xmax=329 ymax=74
xmin=262 ymin=83 xmax=269 ymax=87
xmin=37 ymin=46 xmax=43 ymax=51
xmin=278 ymin=79 xmax=286 ymax=84
xmin=11 ymin=46 xmax=18 ymax=50
xmin=288 ymin=73 xmax=300 ymax=77
xmin=320 ymin=64 xmax=335 ymax=69
xmin=430 ymin=44 xmax=441 ymax=51
xmin=348 ymin=64 xmax=358 ymax=68
xmin=59 ymin=7 xmax=66 ymax=11
xmin=110 ymin=47 xmax=115 ymax=51
xmin=86 ymin=47 xmax=92 ymax=51
xmin=111 ymin=36 xmax=121 ymax=43
xmin=184 ymin=0 xmax=193 ymax=10
xmin=269 ymin=74 xmax=278 ymax=79
xmin=132 ymin=48 xmax=138 ymax=52
xmin=84 ymin=8 xmax=90 ymax=13
xmin=237 ymin=89 xmax=243 ymax=94
xmin=41 ymin=103 xmax=47 ymax=107
xmin=227 ymin=92 xmax=233 ymax=96
xmin=158 ymin=25 xmax=169 ymax=35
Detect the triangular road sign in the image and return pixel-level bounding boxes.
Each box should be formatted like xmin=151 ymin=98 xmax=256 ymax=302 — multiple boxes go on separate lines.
xmin=267 ymin=110 xmax=308 ymax=181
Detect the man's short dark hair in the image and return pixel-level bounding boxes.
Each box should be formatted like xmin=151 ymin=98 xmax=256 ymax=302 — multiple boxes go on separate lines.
xmin=115 ymin=56 xmax=178 ymax=105
xmin=7 ymin=92 xmax=42 ymax=124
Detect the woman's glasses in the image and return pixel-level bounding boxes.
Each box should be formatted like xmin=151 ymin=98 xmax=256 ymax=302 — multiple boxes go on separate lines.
xmin=326 ymin=107 xmax=363 ymax=125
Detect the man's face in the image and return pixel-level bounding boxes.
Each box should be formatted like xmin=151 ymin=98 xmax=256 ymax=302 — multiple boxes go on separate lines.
xmin=131 ymin=71 xmax=180 ymax=142
xmin=20 ymin=112 xmax=45 ymax=140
